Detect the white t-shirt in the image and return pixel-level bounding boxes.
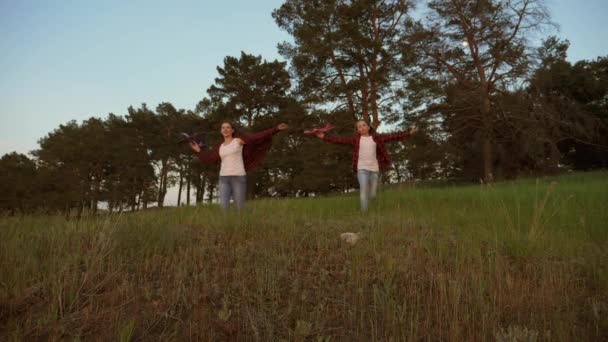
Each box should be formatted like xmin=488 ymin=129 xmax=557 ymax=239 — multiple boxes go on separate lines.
xmin=219 ymin=139 xmax=246 ymax=176
xmin=357 ymin=136 xmax=379 ymax=172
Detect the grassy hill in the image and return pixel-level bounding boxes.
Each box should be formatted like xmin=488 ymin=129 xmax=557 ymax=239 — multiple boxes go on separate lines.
xmin=1 ymin=172 xmax=607 ymax=340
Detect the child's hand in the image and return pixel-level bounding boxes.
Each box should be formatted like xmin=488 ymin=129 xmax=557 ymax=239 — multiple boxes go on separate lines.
xmin=277 ymin=123 xmax=289 ymax=131
xmin=316 ymin=132 xmax=325 ymax=139
xmin=409 ymin=127 xmax=418 ymax=135
xmin=189 ymin=141 xmax=201 ymax=153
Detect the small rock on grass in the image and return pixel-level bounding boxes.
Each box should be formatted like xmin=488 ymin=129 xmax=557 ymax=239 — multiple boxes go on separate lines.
xmin=340 ymin=232 xmax=361 ymax=245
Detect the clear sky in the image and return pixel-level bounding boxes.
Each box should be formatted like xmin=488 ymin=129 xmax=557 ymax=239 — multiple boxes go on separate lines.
xmin=1 ymin=0 xmax=607 ymax=157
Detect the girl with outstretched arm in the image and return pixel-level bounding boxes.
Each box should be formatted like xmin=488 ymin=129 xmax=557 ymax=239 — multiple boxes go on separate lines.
xmin=189 ymin=121 xmax=288 ymax=210
xmin=315 ymin=120 xmax=416 ymax=212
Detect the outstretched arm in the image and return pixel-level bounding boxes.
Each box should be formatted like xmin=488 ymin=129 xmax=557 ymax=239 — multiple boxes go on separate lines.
xmin=241 ymin=123 xmax=288 ymax=144
xmin=377 ymin=127 xmax=417 ymax=143
xmin=316 ymin=132 xmax=355 ymax=145
xmin=190 ymin=142 xmax=220 ymax=164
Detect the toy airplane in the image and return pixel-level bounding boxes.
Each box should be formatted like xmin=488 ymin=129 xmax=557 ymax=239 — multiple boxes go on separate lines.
xmin=303 ymin=123 xmax=334 ymax=135
xmin=179 ymin=132 xmax=206 ymax=147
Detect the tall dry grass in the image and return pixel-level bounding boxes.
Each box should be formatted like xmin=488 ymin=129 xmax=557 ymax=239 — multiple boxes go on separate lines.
xmin=1 ymin=172 xmax=606 ymax=340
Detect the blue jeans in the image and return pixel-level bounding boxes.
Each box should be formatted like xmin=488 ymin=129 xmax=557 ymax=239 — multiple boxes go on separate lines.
xmin=357 ymin=169 xmax=379 ymax=212
xmin=219 ymin=176 xmax=247 ymax=210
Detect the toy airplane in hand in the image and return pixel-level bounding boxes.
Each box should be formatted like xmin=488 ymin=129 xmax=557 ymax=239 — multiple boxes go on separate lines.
xmin=303 ymin=123 xmax=334 ymax=135
xmin=179 ymin=132 xmax=206 ymax=147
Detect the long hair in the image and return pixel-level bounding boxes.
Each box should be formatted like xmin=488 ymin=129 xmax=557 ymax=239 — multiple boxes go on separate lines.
xmin=355 ymin=119 xmax=375 ymax=135
xmin=220 ymin=120 xmax=242 ymax=138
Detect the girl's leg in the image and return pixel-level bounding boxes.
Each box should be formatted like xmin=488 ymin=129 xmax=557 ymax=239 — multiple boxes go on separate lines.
xmin=218 ymin=176 xmax=232 ymax=210
xmin=231 ymin=175 xmax=247 ymax=211
xmin=357 ymin=170 xmax=371 ymax=212
xmin=369 ymin=171 xmax=379 ymax=200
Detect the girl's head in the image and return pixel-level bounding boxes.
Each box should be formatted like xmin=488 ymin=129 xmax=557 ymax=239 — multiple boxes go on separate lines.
xmin=220 ymin=120 xmax=238 ymax=138
xmin=355 ymin=120 xmax=374 ymax=135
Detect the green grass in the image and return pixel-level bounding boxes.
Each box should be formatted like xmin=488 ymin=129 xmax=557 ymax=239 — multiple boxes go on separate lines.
xmin=1 ymin=171 xmax=607 ymax=340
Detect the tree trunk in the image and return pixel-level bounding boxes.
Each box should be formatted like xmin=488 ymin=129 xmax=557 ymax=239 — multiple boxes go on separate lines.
xmin=370 ymin=69 xmax=379 ymax=129
xmin=91 ymin=177 xmax=100 ymax=215
xmin=157 ymin=172 xmax=164 ymax=207
xmin=370 ymin=10 xmax=380 ymax=129
xmin=207 ymin=183 xmax=215 ymax=204
xmin=394 ymin=164 xmax=402 ymax=183
xmin=177 ymin=165 xmax=184 ymax=206
xmin=197 ymin=174 xmax=207 ymax=204
xmin=195 ymin=175 xmax=201 ymax=203
xmin=131 ymin=189 xmax=138 ymax=211
xmin=330 ymin=52 xmax=358 ymax=121
xmin=359 ymin=62 xmax=370 ymax=123
xmin=481 ymin=88 xmax=494 ymax=182
xmin=142 ymin=196 xmax=148 ymax=210
xmin=186 ymin=167 xmax=191 ymax=206
xmin=157 ymin=159 xmax=169 ymax=207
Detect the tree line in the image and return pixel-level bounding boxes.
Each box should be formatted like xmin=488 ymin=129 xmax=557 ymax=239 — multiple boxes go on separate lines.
xmin=2 ymin=0 xmax=607 ymax=215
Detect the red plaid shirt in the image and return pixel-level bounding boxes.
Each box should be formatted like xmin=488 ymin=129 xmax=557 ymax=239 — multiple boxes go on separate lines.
xmin=322 ymin=131 xmax=412 ymax=173
xmin=197 ymin=127 xmax=279 ymax=173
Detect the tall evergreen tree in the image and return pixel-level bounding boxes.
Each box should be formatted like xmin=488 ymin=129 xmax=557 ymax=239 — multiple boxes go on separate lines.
xmin=407 ymin=0 xmax=552 ymax=181
xmin=273 ymin=0 xmax=415 ymax=128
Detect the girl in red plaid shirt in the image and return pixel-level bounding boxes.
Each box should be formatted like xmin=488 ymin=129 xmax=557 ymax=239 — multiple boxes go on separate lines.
xmin=316 ymin=120 xmax=417 ymax=212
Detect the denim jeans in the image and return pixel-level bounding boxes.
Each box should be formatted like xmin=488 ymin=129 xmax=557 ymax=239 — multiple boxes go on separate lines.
xmin=357 ymin=169 xmax=379 ymax=212
xmin=219 ymin=175 xmax=247 ymax=210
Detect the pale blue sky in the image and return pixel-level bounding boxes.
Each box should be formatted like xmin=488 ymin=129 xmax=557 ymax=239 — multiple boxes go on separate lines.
xmin=1 ymin=0 xmax=607 ymax=156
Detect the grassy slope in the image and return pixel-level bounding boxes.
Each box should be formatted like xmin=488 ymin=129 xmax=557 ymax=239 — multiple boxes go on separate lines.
xmin=1 ymin=172 xmax=607 ymax=340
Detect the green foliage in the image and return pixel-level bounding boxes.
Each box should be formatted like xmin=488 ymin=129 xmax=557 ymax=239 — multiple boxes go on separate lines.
xmin=529 ymin=46 xmax=608 ymax=170
xmin=0 ymin=153 xmax=37 ymax=213
xmin=2 ymin=0 xmax=608 ymax=215
xmin=273 ymin=0 xmax=414 ymax=127
xmin=207 ymin=51 xmax=291 ymax=128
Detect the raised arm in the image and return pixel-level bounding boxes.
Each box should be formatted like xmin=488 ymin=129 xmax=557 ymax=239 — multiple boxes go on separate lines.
xmin=241 ymin=124 xmax=288 ymax=144
xmin=377 ymin=128 xmax=417 ymax=143
xmin=190 ymin=142 xmax=220 ymax=164
xmin=318 ymin=132 xmax=355 ymax=145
